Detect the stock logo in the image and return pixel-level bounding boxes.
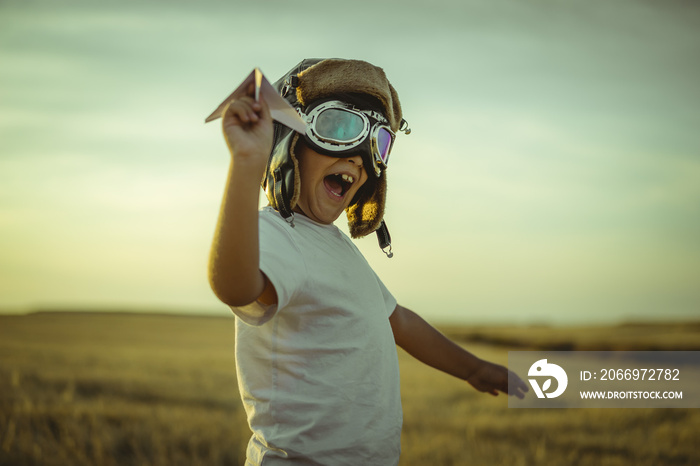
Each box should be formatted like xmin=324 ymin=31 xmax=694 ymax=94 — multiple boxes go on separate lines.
xmin=528 ymin=359 xmax=568 ymax=399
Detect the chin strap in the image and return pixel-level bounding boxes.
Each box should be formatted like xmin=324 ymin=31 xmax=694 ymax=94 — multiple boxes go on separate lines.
xmin=376 ymin=220 xmax=393 ymax=258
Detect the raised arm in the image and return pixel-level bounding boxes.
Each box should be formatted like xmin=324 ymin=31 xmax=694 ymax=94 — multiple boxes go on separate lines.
xmin=208 ymin=86 xmax=276 ymax=307
xmin=389 ymin=304 xmax=528 ymax=398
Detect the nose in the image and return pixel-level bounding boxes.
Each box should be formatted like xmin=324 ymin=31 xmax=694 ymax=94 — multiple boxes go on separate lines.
xmin=347 ymin=154 xmax=363 ymax=169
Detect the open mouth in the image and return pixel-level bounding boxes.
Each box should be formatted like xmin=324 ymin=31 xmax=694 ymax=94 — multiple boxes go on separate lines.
xmin=323 ymin=173 xmax=355 ymax=198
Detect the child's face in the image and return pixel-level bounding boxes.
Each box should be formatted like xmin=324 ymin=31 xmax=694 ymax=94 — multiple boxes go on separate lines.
xmin=295 ymin=142 xmax=369 ymax=224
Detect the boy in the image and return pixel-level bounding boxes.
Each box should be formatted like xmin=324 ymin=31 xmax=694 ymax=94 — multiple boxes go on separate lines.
xmin=208 ymin=58 xmax=528 ymax=465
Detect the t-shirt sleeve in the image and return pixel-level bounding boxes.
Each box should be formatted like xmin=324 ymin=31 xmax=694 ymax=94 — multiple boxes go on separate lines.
xmin=373 ymin=269 xmax=397 ymax=318
xmin=230 ymin=211 xmax=306 ymax=326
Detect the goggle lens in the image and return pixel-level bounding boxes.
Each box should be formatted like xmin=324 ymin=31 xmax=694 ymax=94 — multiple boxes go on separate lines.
xmin=302 ymin=100 xmax=400 ymax=177
xmin=376 ymin=127 xmax=393 ymax=163
xmin=316 ymin=109 xmax=364 ymax=142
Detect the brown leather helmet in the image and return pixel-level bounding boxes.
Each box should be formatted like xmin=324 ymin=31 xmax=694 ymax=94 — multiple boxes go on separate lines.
xmin=263 ymin=58 xmax=409 ymax=257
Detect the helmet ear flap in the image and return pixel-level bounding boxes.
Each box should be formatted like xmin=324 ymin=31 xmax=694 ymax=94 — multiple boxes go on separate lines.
xmin=263 ymin=128 xmax=300 ymax=220
xmin=263 ymin=58 xmax=324 ymax=222
xmin=345 ymin=170 xmax=386 ymax=239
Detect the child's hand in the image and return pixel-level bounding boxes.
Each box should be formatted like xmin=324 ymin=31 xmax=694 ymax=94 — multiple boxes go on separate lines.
xmin=466 ymin=359 xmax=529 ymax=399
xmin=222 ymin=83 xmax=274 ymax=174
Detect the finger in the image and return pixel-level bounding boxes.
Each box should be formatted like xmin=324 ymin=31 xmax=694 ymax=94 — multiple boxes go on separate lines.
xmin=517 ymin=382 xmax=529 ymax=398
xmin=236 ymin=95 xmax=269 ymax=124
xmin=509 ymin=371 xmax=529 ymax=391
xmin=223 ymin=102 xmax=249 ymax=126
xmin=253 ymin=94 xmax=272 ymax=123
xmin=224 ymin=98 xmax=259 ymax=125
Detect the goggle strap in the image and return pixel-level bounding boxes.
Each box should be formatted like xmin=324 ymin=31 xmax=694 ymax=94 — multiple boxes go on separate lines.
xmin=376 ymin=220 xmax=393 ymax=258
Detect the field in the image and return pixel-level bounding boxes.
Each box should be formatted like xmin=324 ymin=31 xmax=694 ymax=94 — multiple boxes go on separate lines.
xmin=1 ymin=312 xmax=698 ymax=466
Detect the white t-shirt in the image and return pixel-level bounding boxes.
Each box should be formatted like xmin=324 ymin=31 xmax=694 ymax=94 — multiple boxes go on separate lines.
xmin=232 ymin=207 xmax=402 ymax=466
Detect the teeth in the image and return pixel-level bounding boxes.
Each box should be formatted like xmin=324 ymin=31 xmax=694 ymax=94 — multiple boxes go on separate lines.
xmin=340 ymin=174 xmax=354 ymax=184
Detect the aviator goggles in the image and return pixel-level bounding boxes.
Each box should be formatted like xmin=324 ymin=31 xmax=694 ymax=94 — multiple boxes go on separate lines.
xmin=300 ymin=100 xmax=396 ymax=178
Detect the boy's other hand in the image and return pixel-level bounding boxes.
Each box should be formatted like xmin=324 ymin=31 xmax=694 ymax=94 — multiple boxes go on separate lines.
xmin=466 ymin=360 xmax=529 ymax=399
xmin=222 ymin=83 xmax=274 ymax=174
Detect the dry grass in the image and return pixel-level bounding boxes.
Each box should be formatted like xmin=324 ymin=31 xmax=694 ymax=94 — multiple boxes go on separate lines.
xmin=0 ymin=312 xmax=698 ymax=466
xmin=441 ymin=322 xmax=700 ymax=351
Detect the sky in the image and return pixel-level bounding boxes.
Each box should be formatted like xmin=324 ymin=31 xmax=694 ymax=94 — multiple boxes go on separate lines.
xmin=1 ymin=0 xmax=699 ymax=324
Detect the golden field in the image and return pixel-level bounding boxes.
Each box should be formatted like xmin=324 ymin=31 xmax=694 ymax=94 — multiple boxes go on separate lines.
xmin=0 ymin=312 xmax=698 ymax=466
